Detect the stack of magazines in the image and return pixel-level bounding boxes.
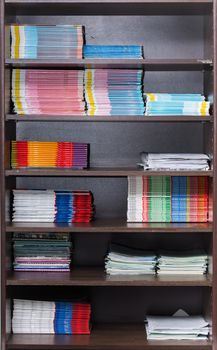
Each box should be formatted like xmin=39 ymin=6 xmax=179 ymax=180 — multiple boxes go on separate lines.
xmin=127 ymin=176 xmax=209 ymax=222
xmin=139 ymin=153 xmax=210 ymax=171
xmin=157 ymin=250 xmax=208 ymax=275
xmin=145 ymin=309 xmax=209 ymax=340
xmin=105 ymin=244 xmax=156 ymax=275
xmin=10 ymin=25 xmax=84 ymax=59
xmin=11 ymin=141 xmax=89 ymax=169
xmin=84 ymin=45 xmax=143 ymax=58
xmin=12 ymin=69 xmax=85 ymax=115
xmin=13 ymin=233 xmax=72 ymax=272
xmin=85 ymin=69 xmax=144 ymax=116
xmin=144 ymin=93 xmax=210 ymax=116
xmin=12 ymin=190 xmax=94 ymax=223
xmin=12 ymin=299 xmax=91 ymax=334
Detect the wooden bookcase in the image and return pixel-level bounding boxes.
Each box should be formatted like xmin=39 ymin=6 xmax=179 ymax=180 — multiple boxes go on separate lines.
xmin=0 ymin=0 xmax=217 ymax=349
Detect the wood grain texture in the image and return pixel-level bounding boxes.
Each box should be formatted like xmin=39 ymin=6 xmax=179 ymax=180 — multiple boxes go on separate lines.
xmin=5 ymin=220 xmax=213 ymax=233
xmin=6 ymin=268 xmax=213 ymax=286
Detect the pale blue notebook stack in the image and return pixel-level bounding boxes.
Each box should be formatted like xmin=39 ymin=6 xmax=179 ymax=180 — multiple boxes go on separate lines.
xmin=144 ymin=93 xmax=210 ymax=116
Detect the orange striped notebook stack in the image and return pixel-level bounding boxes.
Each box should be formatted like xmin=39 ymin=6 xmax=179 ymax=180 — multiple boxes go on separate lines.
xmin=11 ymin=141 xmax=89 ymax=169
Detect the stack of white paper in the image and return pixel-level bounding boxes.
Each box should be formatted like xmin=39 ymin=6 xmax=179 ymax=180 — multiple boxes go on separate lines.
xmin=105 ymin=244 xmax=156 ymax=275
xmin=145 ymin=309 xmax=210 ymax=340
xmin=12 ymin=190 xmax=56 ymax=222
xmin=139 ymin=153 xmax=210 ymax=171
xmin=157 ymin=250 xmax=208 ymax=275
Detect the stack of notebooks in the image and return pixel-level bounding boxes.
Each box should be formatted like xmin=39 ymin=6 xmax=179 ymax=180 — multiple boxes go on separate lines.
xmin=12 ymin=299 xmax=91 ymax=334
xmin=83 ymin=45 xmax=143 ymax=59
xmin=10 ymin=25 xmax=84 ymax=59
xmin=139 ymin=153 xmax=210 ymax=171
xmin=12 ymin=69 xmax=85 ymax=115
xmin=105 ymin=244 xmax=156 ymax=275
xmin=127 ymin=176 xmax=209 ymax=222
xmin=12 ymin=190 xmax=94 ymax=223
xmin=85 ymin=69 xmax=144 ymax=116
xmin=157 ymin=250 xmax=208 ymax=275
xmin=13 ymin=233 xmax=72 ymax=272
xmin=145 ymin=309 xmax=209 ymax=340
xmin=144 ymin=93 xmax=210 ymax=116
xmin=11 ymin=141 xmax=89 ymax=169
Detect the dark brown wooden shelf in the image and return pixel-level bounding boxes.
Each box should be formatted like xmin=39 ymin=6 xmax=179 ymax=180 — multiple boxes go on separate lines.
xmin=6 ymin=324 xmax=212 ymax=350
xmin=5 ymin=114 xmax=213 ymax=122
xmin=5 ymin=168 xmax=214 ymax=177
xmin=5 ymin=219 xmax=213 ymax=233
xmin=5 ymin=0 xmax=213 ymax=16
xmin=5 ymin=58 xmax=213 ymax=70
xmin=6 ymin=268 xmax=212 ymax=287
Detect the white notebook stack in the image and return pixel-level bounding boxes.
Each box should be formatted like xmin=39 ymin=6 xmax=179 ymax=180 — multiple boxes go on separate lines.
xmin=139 ymin=153 xmax=210 ymax=171
xmin=105 ymin=244 xmax=156 ymax=275
xmin=157 ymin=250 xmax=208 ymax=275
xmin=145 ymin=309 xmax=210 ymax=340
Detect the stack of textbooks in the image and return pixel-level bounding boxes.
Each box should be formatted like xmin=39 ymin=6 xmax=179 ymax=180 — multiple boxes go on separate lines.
xmin=85 ymin=69 xmax=144 ymax=116
xmin=12 ymin=299 xmax=91 ymax=334
xmin=13 ymin=233 xmax=72 ymax=272
xmin=145 ymin=309 xmax=209 ymax=340
xmin=157 ymin=250 xmax=208 ymax=275
xmin=12 ymin=69 xmax=85 ymax=115
xmin=12 ymin=190 xmax=94 ymax=223
xmin=10 ymin=25 xmax=84 ymax=59
xmin=11 ymin=141 xmax=89 ymax=169
xmin=144 ymin=93 xmax=210 ymax=116
xmin=139 ymin=153 xmax=210 ymax=171
xmin=83 ymin=45 xmax=143 ymax=59
xmin=105 ymin=244 xmax=156 ymax=275
xmin=127 ymin=176 xmax=209 ymax=222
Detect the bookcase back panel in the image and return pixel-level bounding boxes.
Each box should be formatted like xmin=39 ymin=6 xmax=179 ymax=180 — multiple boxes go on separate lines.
xmin=14 ymin=15 xmax=204 ymax=59
xmin=7 ymin=285 xmax=209 ymax=323
xmin=16 ymin=122 xmax=204 ymax=168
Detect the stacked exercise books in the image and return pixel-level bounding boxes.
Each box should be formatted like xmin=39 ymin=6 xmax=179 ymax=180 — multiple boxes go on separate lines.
xmin=11 ymin=141 xmax=89 ymax=169
xmin=85 ymin=69 xmax=144 ymax=116
xmin=12 ymin=69 xmax=85 ymax=115
xmin=144 ymin=93 xmax=210 ymax=116
xmin=10 ymin=25 xmax=84 ymax=59
xmin=145 ymin=309 xmax=209 ymax=340
xmin=105 ymin=244 xmax=156 ymax=275
xmin=127 ymin=176 xmax=209 ymax=222
xmin=13 ymin=233 xmax=72 ymax=272
xmin=84 ymin=45 xmax=143 ymax=59
xmin=12 ymin=299 xmax=91 ymax=334
xmin=12 ymin=190 xmax=94 ymax=223
xmin=157 ymin=250 xmax=208 ymax=275
xmin=139 ymin=153 xmax=210 ymax=171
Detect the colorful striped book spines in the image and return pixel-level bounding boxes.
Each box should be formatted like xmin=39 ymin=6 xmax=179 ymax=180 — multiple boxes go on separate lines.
xmin=11 ymin=141 xmax=88 ymax=169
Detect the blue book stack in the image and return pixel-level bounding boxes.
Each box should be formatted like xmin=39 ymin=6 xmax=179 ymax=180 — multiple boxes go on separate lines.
xmin=84 ymin=45 xmax=143 ymax=59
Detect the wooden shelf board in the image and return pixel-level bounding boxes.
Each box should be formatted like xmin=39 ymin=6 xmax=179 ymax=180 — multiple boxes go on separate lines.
xmin=5 ymin=219 xmax=213 ymax=233
xmin=6 ymin=324 xmax=212 ymax=349
xmin=5 ymin=1 xmax=213 ymax=16
xmin=5 ymin=115 xmax=213 ymax=122
xmin=5 ymin=59 xmax=213 ymax=70
xmin=6 ymin=268 xmax=212 ymax=287
xmin=5 ymin=168 xmax=214 ymax=177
